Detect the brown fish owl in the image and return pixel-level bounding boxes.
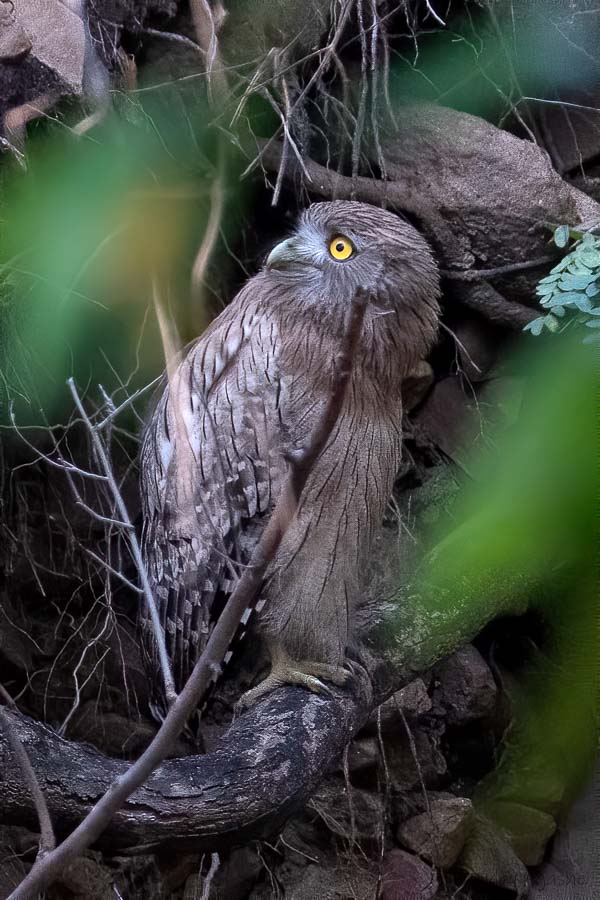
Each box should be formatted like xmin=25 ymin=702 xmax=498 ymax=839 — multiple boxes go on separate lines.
xmin=140 ymin=201 xmax=440 ymax=711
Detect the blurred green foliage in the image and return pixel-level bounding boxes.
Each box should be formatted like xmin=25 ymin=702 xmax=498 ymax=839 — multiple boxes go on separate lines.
xmin=390 ymin=2 xmax=599 ymax=121
xmin=0 ymin=83 xmax=252 ymax=426
xmin=398 ymin=334 xmax=598 ymax=842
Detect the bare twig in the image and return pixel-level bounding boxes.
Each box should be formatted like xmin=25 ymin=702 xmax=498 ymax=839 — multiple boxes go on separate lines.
xmin=440 ymin=257 xmax=555 ymax=282
xmin=190 ymin=153 xmax=225 ymax=322
xmin=94 ymin=376 xmax=162 ymax=430
xmin=9 ymin=286 xmax=371 ymax=898
xmin=190 ymin=0 xmax=228 ymax=104
xmin=200 ymin=853 xmax=220 ymax=900
xmin=0 ymin=685 xmax=56 ymax=859
xmin=67 ymin=378 xmax=177 ymax=707
xmin=458 ymin=282 xmax=539 ymax=330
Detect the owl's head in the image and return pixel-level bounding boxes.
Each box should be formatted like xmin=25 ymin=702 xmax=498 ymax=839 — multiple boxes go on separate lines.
xmin=264 ymin=201 xmax=440 ymax=366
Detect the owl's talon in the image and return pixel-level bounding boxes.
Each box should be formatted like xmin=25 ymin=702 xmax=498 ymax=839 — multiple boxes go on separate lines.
xmin=236 ymin=659 xmax=348 ymax=710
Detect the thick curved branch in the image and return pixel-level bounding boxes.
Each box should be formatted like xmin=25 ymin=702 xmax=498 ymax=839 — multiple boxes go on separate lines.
xmin=0 ymin=578 xmax=528 ymax=859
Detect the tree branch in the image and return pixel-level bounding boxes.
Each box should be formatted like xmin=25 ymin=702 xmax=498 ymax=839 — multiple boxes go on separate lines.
xmin=0 ymin=577 xmax=528 ymax=860
xmin=0 ymin=686 xmax=56 ymax=860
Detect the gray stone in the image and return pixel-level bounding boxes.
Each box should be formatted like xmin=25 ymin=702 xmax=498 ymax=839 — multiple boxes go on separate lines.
xmin=433 ymin=645 xmax=497 ymax=725
xmin=387 ymin=728 xmax=447 ymax=792
xmin=0 ymin=11 xmax=32 ymax=61
xmin=398 ymin=793 xmax=474 ymax=868
xmin=483 ymin=800 xmax=556 ymax=867
xmin=371 ymin=678 xmax=433 ymax=733
xmin=458 ymin=814 xmax=530 ymax=897
xmin=12 ymin=0 xmax=86 ymax=93
xmin=311 ymin=781 xmax=385 ymax=845
xmin=346 ymin=736 xmax=380 ymax=773
xmin=380 ymin=849 xmax=438 ymax=900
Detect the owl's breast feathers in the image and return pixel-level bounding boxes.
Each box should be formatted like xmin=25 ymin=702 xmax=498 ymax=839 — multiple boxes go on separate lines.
xmin=140 ymin=284 xmax=407 ymax=703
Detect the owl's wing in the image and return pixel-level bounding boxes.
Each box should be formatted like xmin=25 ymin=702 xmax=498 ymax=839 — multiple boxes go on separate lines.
xmin=139 ymin=297 xmax=287 ymax=703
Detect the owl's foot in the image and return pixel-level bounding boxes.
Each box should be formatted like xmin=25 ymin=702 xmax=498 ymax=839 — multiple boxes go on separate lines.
xmin=236 ymin=654 xmax=350 ymax=710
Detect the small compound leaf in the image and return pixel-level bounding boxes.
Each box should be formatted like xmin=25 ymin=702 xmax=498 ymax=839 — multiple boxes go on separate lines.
xmin=525 ymin=317 xmax=545 ymax=336
xmin=554 ymin=225 xmax=570 ymax=248
xmin=559 ymin=273 xmax=595 ymax=291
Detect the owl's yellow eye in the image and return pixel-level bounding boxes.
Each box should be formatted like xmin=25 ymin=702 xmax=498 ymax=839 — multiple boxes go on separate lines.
xmin=329 ymin=236 xmax=354 ymax=261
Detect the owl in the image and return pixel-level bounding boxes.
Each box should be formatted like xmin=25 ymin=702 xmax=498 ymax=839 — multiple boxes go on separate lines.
xmin=140 ymin=201 xmax=440 ymax=713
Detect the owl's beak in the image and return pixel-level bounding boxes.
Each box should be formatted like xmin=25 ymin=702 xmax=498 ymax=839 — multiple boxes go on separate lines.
xmin=266 ymin=237 xmax=304 ymax=270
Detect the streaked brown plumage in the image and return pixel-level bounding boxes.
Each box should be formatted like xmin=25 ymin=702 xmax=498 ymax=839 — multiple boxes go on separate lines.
xmin=140 ymin=201 xmax=440 ymax=712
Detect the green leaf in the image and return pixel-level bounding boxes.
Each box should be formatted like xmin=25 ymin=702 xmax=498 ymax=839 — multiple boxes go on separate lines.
xmin=544 ymin=315 xmax=560 ymax=333
xmin=525 ymin=317 xmax=546 ymax=336
xmin=559 ymin=274 xmax=596 ymax=291
xmin=546 ymin=292 xmax=583 ymax=307
xmin=586 ymin=282 xmax=600 ymax=297
xmin=538 ymin=273 xmax=562 ymax=285
xmin=577 ymin=249 xmax=600 ymax=268
xmin=584 ymin=318 xmax=600 ymax=328
xmin=552 ymin=255 xmax=572 ymax=273
xmin=554 ymin=225 xmax=570 ymax=248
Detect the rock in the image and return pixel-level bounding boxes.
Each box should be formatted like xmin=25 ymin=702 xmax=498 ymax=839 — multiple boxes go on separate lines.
xmin=397 ymin=793 xmax=474 ymax=868
xmin=381 ymin=104 xmax=599 ymax=300
xmin=433 ymin=645 xmax=497 ymax=725
xmin=12 ymin=0 xmax=86 ymax=94
xmin=402 ymin=361 xmax=434 ymax=411
xmin=311 ymin=782 xmax=385 ymax=845
xmin=52 ymin=854 xmax=114 ymax=900
xmin=453 ymin=315 xmax=501 ymax=383
xmin=207 ymin=847 xmax=262 ymax=900
xmin=0 ymin=10 xmax=32 ymax=61
xmin=250 ymin=862 xmax=378 ymax=900
xmin=346 ymin=736 xmax=380 ymax=773
xmin=387 ymin=727 xmax=447 ymax=792
xmin=530 ymin=761 xmax=600 ymax=899
xmin=415 ymin=376 xmax=482 ymax=470
xmin=458 ymin=814 xmax=530 ymax=897
xmin=387 ymin=679 xmax=433 ymax=726
xmin=368 ymin=678 xmax=432 ymax=734
xmin=483 ymin=801 xmax=556 ymax=867
xmin=380 ymin=849 xmax=438 ymax=900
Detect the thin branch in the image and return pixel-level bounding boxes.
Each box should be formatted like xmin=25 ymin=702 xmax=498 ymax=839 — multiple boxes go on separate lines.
xmin=67 ymin=378 xmax=177 ymax=707
xmin=9 ymin=286 xmax=371 ymax=898
xmin=458 ymin=282 xmax=539 ymax=330
xmin=200 ymin=853 xmax=220 ymax=900
xmin=191 ymin=153 xmax=225 ymax=314
xmin=93 ymin=377 xmax=162 ymax=430
xmin=440 ymin=256 xmax=555 ymax=281
xmin=0 ymin=685 xmax=56 ymax=859
xmin=189 ymin=0 xmax=228 ymax=104
xmin=81 ymin=547 xmax=144 ymax=596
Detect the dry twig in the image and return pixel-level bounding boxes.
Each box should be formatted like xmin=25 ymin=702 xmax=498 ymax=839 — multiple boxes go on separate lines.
xmin=0 ymin=685 xmax=56 ymax=859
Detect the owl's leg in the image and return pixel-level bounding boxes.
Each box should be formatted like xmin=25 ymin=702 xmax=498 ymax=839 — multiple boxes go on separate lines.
xmin=237 ymin=641 xmax=350 ymax=710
